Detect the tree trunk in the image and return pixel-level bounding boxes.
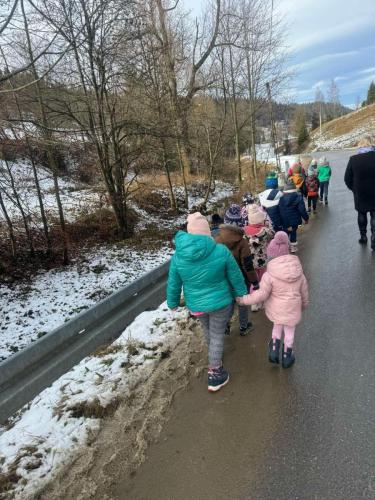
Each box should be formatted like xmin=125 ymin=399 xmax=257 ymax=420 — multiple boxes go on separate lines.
xmin=0 ymin=190 xmax=16 ymax=259
xmin=21 ymin=0 xmax=69 ymax=263
xmin=228 ymin=46 xmax=242 ymax=184
xmin=4 ymin=159 xmax=34 ymax=256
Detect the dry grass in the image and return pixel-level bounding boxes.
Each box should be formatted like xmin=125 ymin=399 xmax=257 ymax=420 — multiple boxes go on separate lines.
xmin=315 ymin=103 xmax=375 ymax=139
xmin=67 ymin=397 xmax=119 ymax=419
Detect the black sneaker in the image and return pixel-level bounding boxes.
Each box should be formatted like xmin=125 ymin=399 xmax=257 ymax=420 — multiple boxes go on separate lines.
xmin=239 ymin=322 xmax=254 ymax=336
xmin=359 ymin=234 xmax=368 ymax=245
xmin=208 ymin=367 xmax=230 ymax=392
xmin=324 ymin=199 xmax=328 ymax=205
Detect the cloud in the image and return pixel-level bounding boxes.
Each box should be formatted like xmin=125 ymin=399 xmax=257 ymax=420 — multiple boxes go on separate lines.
xmin=291 ymin=51 xmax=359 ymax=72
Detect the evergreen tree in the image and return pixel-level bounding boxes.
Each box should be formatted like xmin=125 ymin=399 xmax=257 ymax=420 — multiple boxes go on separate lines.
xmin=293 ymin=109 xmax=309 ymax=148
xmin=311 ymin=111 xmax=319 ymax=130
xmin=367 ymin=82 xmax=375 ymax=104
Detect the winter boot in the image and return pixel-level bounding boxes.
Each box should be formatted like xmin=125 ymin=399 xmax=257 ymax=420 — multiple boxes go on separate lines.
xmin=290 ymin=242 xmax=298 ymax=253
xmin=208 ymin=366 xmax=230 ymax=392
xmin=268 ymin=338 xmax=281 ymax=364
xmin=240 ymin=322 xmax=254 ymax=336
xmin=358 ymin=232 xmax=368 ymax=245
xmin=282 ymin=345 xmax=295 ymax=369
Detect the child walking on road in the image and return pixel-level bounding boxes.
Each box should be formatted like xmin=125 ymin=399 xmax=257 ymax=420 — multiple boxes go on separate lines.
xmin=237 ymin=231 xmax=309 ymax=368
xmin=215 ymin=223 xmax=258 ymax=335
xmin=306 ymin=166 xmax=320 ymax=214
xmin=317 ymin=157 xmax=332 ymax=205
xmin=167 ymin=213 xmax=247 ymax=392
xmin=279 ymin=180 xmax=309 ymax=253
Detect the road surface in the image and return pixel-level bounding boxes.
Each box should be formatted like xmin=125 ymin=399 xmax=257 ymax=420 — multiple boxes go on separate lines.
xmin=115 ymin=150 xmax=375 ymax=500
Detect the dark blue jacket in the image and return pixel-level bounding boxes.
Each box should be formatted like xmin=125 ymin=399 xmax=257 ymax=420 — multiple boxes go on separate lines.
xmin=279 ymin=191 xmax=309 ymax=228
xmin=266 ymin=205 xmax=283 ymax=231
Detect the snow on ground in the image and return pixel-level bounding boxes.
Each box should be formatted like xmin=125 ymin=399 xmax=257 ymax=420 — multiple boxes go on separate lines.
xmin=0 ymin=245 xmax=173 ymax=361
xmin=0 ymin=172 xmax=233 ymax=361
xmin=0 ymin=160 xmax=102 ymax=223
xmin=310 ymin=122 xmax=375 ymax=151
xmin=0 ymin=304 xmax=191 ymax=499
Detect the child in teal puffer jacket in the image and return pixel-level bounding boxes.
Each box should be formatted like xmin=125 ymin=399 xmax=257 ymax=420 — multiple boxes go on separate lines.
xmin=167 ymin=212 xmax=247 ymax=393
xmin=317 ymin=156 xmax=332 ymax=205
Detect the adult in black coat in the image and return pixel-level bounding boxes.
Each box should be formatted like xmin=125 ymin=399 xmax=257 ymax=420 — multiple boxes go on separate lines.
xmin=344 ymin=136 xmax=375 ymax=249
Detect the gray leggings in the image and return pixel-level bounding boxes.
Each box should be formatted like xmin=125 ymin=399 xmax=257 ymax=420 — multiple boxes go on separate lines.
xmin=198 ymin=303 xmax=233 ymax=368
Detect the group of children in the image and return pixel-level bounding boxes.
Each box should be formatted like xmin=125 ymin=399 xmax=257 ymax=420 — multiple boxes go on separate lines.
xmin=167 ymin=157 xmax=331 ymax=392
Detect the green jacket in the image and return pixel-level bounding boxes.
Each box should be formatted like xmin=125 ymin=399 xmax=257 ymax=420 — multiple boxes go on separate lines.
xmin=317 ymin=165 xmax=331 ymax=182
xmin=167 ymin=231 xmax=247 ymax=312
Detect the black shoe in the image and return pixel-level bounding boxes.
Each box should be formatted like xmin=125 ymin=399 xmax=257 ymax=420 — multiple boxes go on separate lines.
xmin=359 ymin=234 xmax=368 ymax=245
xmin=239 ymin=322 xmax=254 ymax=336
xmin=225 ymin=324 xmax=231 ymax=336
xmin=371 ymin=238 xmax=375 ymax=251
xmin=324 ymin=199 xmax=328 ymax=205
xmin=307 ymin=208 xmax=311 ymax=213
xmin=268 ymin=339 xmax=281 ymax=364
xmin=313 ymin=210 xmax=317 ymax=214
xmin=282 ymin=346 xmax=295 ymax=369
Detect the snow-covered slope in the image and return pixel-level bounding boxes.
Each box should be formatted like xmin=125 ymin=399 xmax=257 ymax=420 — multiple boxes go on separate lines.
xmin=309 ymin=103 xmax=375 ymax=151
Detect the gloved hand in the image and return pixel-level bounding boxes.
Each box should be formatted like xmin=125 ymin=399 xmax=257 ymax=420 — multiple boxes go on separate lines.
xmin=251 ymin=281 xmax=260 ymax=291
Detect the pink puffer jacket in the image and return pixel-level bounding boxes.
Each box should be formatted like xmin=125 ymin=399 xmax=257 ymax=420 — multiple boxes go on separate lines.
xmin=242 ymin=255 xmax=309 ymax=326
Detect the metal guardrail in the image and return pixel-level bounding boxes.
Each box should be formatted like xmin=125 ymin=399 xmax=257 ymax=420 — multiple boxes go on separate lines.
xmin=0 ymin=261 xmax=170 ymax=424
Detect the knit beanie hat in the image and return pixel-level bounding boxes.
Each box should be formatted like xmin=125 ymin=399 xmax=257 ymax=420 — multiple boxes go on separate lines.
xmin=266 ymin=171 xmax=277 ymax=179
xmin=318 ymin=156 xmax=329 ymax=166
xmin=224 ymin=204 xmax=243 ymax=226
xmin=308 ymin=165 xmax=317 ymax=176
xmin=187 ymin=212 xmax=211 ymax=236
xmin=284 ymin=179 xmax=296 ymax=191
xmin=292 ymin=163 xmax=302 ymax=174
xmin=247 ymin=204 xmax=266 ymax=225
xmin=267 ymin=231 xmax=289 ymax=259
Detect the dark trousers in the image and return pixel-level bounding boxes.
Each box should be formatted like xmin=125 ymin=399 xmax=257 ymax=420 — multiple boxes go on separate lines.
xmin=287 ymin=226 xmax=298 ymax=243
xmin=319 ymin=181 xmax=329 ymax=201
xmin=357 ymin=211 xmax=375 ymax=236
xmin=308 ymin=196 xmax=318 ymax=211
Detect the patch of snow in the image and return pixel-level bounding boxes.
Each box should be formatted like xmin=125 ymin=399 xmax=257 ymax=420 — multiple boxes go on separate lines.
xmin=310 ymin=120 xmax=375 ymax=151
xmin=0 ymin=304 xmax=190 ymax=499
xmin=0 ymin=245 xmax=173 ymax=361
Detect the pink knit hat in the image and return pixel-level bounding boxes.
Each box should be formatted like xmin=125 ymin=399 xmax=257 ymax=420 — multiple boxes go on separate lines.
xmin=187 ymin=212 xmax=211 ymax=236
xmin=267 ymin=231 xmax=289 ymax=259
xmin=247 ymin=204 xmax=265 ymax=225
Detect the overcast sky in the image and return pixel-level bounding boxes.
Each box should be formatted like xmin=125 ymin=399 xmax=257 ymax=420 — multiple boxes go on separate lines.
xmin=181 ymin=0 xmax=375 ymax=107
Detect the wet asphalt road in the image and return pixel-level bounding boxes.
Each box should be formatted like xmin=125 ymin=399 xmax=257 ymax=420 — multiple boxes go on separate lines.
xmin=115 ymin=150 xmax=375 ymax=500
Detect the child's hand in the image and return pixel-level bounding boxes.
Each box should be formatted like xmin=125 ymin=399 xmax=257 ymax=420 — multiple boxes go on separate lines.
xmin=287 ymin=226 xmax=292 ymax=231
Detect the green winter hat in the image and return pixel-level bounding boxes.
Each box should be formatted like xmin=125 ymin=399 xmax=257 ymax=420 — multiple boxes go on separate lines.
xmin=267 ymin=171 xmax=277 ymax=178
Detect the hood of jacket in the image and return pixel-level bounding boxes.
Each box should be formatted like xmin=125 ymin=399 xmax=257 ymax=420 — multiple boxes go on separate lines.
xmin=174 ymin=231 xmax=216 ymax=262
xmin=281 ymin=190 xmax=299 ymax=206
xmin=267 ymin=254 xmax=303 ymax=282
xmin=215 ymin=224 xmax=244 ymax=249
xmin=259 ymin=189 xmax=283 ymax=208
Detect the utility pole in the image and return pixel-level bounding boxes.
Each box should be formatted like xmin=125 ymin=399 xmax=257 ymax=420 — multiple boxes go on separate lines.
xmin=319 ymin=101 xmax=322 ymax=136
xmin=266 ymin=82 xmax=281 ymax=173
